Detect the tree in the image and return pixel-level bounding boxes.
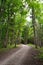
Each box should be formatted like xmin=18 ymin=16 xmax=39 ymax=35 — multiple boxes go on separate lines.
xmin=22 ymin=23 xmax=29 ymax=44
xmin=26 ymin=0 xmax=42 ymax=48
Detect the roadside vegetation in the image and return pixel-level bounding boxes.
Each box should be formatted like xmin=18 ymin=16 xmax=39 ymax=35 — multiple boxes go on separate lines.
xmin=0 ymin=44 xmax=20 ymax=53
xmin=28 ymin=43 xmax=43 ymax=60
xmin=38 ymin=47 xmax=43 ymax=59
xmin=0 ymin=0 xmax=43 ymax=64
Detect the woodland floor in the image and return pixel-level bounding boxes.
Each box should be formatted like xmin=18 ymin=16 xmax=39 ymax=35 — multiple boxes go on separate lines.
xmin=0 ymin=44 xmax=43 ymax=65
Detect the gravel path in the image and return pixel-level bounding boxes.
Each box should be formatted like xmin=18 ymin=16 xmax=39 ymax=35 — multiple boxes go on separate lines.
xmin=0 ymin=44 xmax=43 ymax=65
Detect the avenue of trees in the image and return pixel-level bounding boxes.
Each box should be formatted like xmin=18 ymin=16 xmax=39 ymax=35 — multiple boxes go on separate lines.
xmin=0 ymin=0 xmax=43 ymax=48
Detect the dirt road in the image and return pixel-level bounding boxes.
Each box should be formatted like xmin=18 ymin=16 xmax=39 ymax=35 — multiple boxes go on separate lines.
xmin=0 ymin=45 xmax=43 ymax=65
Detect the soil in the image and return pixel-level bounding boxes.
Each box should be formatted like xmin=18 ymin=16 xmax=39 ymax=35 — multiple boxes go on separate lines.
xmin=0 ymin=44 xmax=43 ymax=65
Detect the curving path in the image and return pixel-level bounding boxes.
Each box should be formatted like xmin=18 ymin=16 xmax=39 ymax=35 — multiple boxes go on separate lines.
xmin=0 ymin=44 xmax=42 ymax=65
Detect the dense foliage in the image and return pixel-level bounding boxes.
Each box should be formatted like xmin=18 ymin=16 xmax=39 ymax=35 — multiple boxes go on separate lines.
xmin=0 ymin=0 xmax=43 ymax=48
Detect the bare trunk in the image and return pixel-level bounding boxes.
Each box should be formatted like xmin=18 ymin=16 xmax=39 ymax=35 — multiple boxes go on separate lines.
xmin=3 ymin=31 xmax=8 ymax=48
xmin=32 ymin=7 xmax=38 ymax=48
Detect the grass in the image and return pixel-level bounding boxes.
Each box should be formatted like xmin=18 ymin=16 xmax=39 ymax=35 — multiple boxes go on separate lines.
xmin=0 ymin=44 xmax=20 ymax=52
xmin=27 ymin=43 xmax=35 ymax=47
xmin=28 ymin=43 xmax=43 ymax=59
xmin=38 ymin=47 xmax=43 ymax=59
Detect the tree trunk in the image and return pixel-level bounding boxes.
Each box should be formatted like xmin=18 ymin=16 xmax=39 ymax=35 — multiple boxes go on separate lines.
xmin=32 ymin=7 xmax=38 ymax=48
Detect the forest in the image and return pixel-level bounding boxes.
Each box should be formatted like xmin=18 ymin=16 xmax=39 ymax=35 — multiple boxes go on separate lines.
xmin=0 ymin=0 xmax=43 ymax=65
xmin=0 ymin=0 xmax=43 ymax=48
